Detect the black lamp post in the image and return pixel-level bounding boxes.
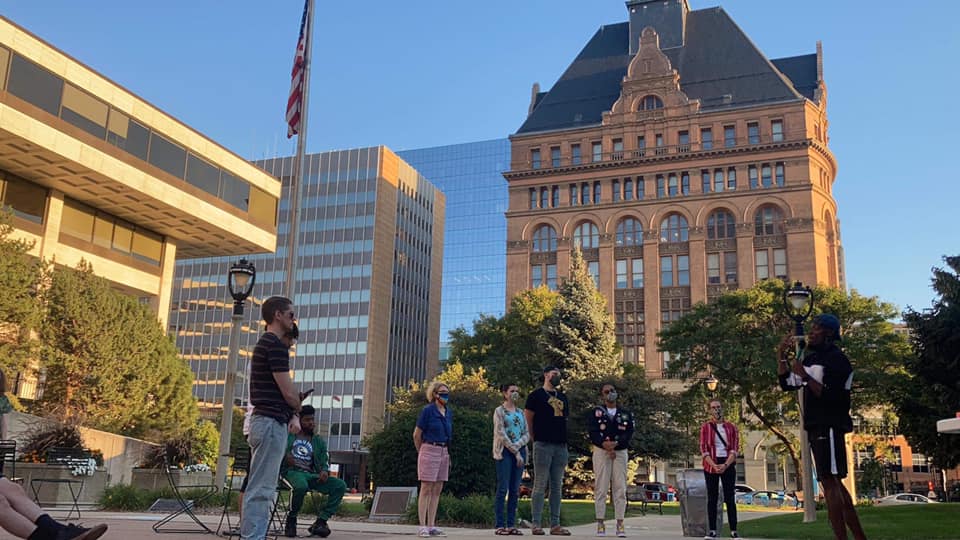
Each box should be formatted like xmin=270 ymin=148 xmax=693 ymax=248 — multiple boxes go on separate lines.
xmin=704 ymin=374 xmax=719 ymax=393
xmin=780 ymin=280 xmax=816 ymax=522
xmin=215 ymin=259 xmax=256 ymax=491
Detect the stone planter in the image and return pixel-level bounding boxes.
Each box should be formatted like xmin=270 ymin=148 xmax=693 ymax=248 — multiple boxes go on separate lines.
xmin=17 ymin=462 xmax=108 ymax=508
xmin=131 ymin=468 xmax=214 ymax=491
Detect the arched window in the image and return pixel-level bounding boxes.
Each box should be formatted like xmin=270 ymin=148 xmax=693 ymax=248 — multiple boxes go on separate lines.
xmin=616 ymin=218 xmax=644 ymax=246
xmin=659 ymin=214 xmax=689 ymax=243
xmin=754 ymin=205 xmax=784 ymax=236
xmin=639 ymin=95 xmax=664 ymax=111
xmin=573 ymin=222 xmax=600 ymax=249
xmin=707 ymin=209 xmax=736 ymax=240
xmin=531 ymin=225 xmax=557 ymax=252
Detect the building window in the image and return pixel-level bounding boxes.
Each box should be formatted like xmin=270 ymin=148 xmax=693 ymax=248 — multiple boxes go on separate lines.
xmin=551 ymin=185 xmax=560 ymax=207
xmin=1 ymin=174 xmax=47 ymax=224
xmin=637 ymin=136 xmax=646 ymax=157
xmin=616 ymin=259 xmax=628 ymax=289
xmin=573 ymin=221 xmax=599 ymax=249
xmin=612 ymin=138 xmax=624 ymax=160
xmin=551 ymin=146 xmax=561 ymax=168
xmin=531 ymin=225 xmax=557 ymax=252
xmin=593 ymin=181 xmax=601 ymax=204
xmin=569 ymin=184 xmax=578 ymax=206
xmin=714 ymin=169 xmax=724 ymax=193
xmin=727 ymin=168 xmax=737 ymax=190
xmin=775 ymin=162 xmax=785 ymax=186
xmin=632 ymin=258 xmax=644 ymax=288
xmin=592 ymin=141 xmax=603 ymax=162
xmin=656 ymin=175 xmax=665 ymax=199
xmin=581 ymin=182 xmax=590 ymax=205
xmin=755 ymin=249 xmax=769 ymax=280
xmin=772 ymin=120 xmax=784 ymax=142
xmin=623 ymin=177 xmax=633 ymax=201
xmin=677 ymin=255 xmax=690 ymax=286
xmin=707 ymin=210 xmax=736 ymax=239
xmin=754 ymin=205 xmax=783 ymax=236
xmin=8 ymin=54 xmax=64 ymax=116
xmin=749 ymin=165 xmax=759 ymax=189
xmin=761 ymin=164 xmax=772 ymax=188
xmin=616 ymin=218 xmax=644 ymax=246
xmin=666 ymin=174 xmax=677 ymax=197
xmin=660 ymin=256 xmax=673 ymax=287
xmin=612 ymin=179 xmax=621 ymax=202
xmin=531 ymin=148 xmax=541 ymax=169
xmin=724 ymin=125 xmax=736 ymax=147
xmin=678 ymin=131 xmax=690 ymax=152
xmin=636 ymin=176 xmax=645 ymax=200
xmin=539 ymin=187 xmax=549 ymax=209
xmin=774 ymin=248 xmax=787 ymax=278
xmin=571 ymin=144 xmax=582 ymax=165
xmin=532 ymin=265 xmax=543 ymax=287
xmin=660 ymin=214 xmax=689 ymax=243
xmin=531 ymin=263 xmax=559 ymax=289
xmin=655 ymin=133 xmax=666 ymax=155
xmin=529 ymin=188 xmax=536 ymax=209
xmin=681 ymin=172 xmax=690 ymax=195
xmin=748 ymin=122 xmax=760 ymax=144
xmin=547 ymin=264 xmax=558 ymax=289
xmin=661 ymin=298 xmax=691 ymax=326
xmin=588 ymin=261 xmax=600 ymax=286
xmin=701 ymin=170 xmax=711 ymax=194
xmin=616 ymin=258 xmax=644 ymax=289
xmin=615 ymin=301 xmax=646 ymax=365
xmin=701 ymin=128 xmax=713 ymax=150
xmin=708 ymin=252 xmax=738 ymax=284
xmin=639 ymin=95 xmax=664 ymax=110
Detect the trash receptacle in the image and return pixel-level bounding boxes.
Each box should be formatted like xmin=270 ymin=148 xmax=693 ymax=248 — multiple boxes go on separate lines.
xmin=676 ymin=469 xmax=723 ymax=537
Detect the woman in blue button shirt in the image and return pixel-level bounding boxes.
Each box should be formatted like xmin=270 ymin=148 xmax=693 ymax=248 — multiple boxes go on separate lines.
xmin=413 ymin=381 xmax=452 ymax=537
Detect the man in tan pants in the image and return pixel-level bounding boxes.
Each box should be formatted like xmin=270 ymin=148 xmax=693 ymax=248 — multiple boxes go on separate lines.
xmin=587 ymin=383 xmax=635 ymax=537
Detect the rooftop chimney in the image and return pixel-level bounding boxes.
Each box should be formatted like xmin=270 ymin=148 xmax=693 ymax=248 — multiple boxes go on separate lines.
xmin=626 ymin=0 xmax=689 ymax=54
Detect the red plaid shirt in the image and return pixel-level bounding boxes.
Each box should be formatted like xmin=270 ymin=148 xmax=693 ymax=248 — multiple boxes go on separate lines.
xmin=699 ymin=421 xmax=739 ymax=474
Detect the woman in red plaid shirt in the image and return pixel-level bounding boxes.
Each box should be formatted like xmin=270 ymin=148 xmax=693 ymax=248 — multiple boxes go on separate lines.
xmin=699 ymin=399 xmax=740 ymax=539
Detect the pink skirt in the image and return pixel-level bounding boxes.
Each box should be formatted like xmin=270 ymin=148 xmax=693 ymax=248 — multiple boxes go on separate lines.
xmin=417 ymin=443 xmax=450 ymax=482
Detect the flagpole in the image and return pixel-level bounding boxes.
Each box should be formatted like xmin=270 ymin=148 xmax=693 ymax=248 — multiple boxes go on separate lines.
xmin=284 ymin=0 xmax=315 ymax=301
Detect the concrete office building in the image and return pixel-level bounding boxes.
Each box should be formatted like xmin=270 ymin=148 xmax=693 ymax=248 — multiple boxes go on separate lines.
xmin=0 ymin=17 xmax=280 ymax=395
xmin=169 ymin=147 xmax=444 ymax=486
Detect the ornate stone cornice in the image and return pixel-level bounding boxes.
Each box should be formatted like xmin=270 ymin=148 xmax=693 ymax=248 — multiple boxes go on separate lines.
xmin=659 ymin=241 xmax=690 ymax=255
xmin=529 ymin=252 xmax=557 ymax=265
xmin=660 ymin=286 xmax=691 ymax=299
xmin=614 ymin=245 xmax=644 ymax=258
xmin=705 ymin=239 xmax=737 ymax=252
xmin=614 ymin=288 xmax=644 ymax=301
xmin=754 ymin=234 xmax=787 ymax=248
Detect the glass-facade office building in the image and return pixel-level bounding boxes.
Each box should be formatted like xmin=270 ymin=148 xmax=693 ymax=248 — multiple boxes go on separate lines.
xmin=169 ymin=147 xmax=443 ymax=478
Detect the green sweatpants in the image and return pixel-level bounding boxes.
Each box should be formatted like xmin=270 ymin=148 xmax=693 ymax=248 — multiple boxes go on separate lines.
xmin=284 ymin=469 xmax=347 ymax=520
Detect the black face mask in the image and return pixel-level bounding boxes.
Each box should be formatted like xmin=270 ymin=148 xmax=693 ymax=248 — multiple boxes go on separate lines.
xmin=549 ymin=375 xmax=561 ymax=387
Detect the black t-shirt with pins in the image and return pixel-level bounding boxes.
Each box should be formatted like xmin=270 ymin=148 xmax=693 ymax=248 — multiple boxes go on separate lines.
xmin=525 ymin=387 xmax=569 ymax=444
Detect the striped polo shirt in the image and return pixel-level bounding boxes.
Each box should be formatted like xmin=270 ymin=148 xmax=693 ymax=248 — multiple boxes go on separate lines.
xmin=249 ymin=332 xmax=293 ymax=423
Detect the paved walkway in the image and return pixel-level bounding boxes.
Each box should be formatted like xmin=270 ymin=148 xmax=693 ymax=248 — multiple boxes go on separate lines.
xmin=0 ymin=510 xmax=778 ymax=540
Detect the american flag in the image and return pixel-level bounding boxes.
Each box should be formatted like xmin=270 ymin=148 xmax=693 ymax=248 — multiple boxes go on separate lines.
xmin=286 ymin=0 xmax=309 ymax=138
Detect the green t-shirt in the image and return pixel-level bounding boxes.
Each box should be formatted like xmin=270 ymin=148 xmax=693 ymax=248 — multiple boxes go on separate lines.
xmin=0 ymin=395 xmax=11 ymax=414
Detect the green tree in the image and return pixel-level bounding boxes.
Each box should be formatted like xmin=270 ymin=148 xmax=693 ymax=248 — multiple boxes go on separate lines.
xmin=541 ymin=247 xmax=621 ymax=382
xmin=658 ymin=279 xmax=909 ymax=488
xmin=39 ymin=262 xmax=197 ymax=437
xmin=0 ymin=211 xmax=43 ymax=379
xmin=899 ymin=255 xmax=960 ymax=468
xmin=364 ymin=362 xmax=501 ymax=497
xmin=449 ymin=287 xmax=559 ymax=392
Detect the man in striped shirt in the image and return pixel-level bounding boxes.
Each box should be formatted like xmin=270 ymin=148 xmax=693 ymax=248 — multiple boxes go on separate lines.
xmin=241 ymin=296 xmax=307 ymax=540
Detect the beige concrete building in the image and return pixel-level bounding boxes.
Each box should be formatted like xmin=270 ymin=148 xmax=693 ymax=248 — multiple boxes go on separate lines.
xmin=0 ymin=16 xmax=281 ymax=331
xmin=505 ymin=1 xmax=843 ymax=379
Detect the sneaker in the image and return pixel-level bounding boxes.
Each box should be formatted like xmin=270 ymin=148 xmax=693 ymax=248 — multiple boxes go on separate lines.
xmin=285 ymin=515 xmax=298 ymax=537
xmin=58 ymin=524 xmax=109 ymax=540
xmin=703 ymin=532 xmax=718 ymax=539
xmin=309 ymin=518 xmax=331 ymax=538
xmin=429 ymin=527 xmax=448 ymax=537
xmin=596 ymin=521 xmax=606 ymax=536
xmin=730 ymin=533 xmax=742 ymax=539
xmin=419 ymin=527 xmax=432 ymax=538
xmin=616 ymin=522 xmax=626 ymax=538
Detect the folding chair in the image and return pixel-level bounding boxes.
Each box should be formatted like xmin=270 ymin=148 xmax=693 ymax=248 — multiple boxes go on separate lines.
xmin=30 ymin=447 xmax=90 ymax=520
xmin=267 ymin=476 xmax=295 ymax=538
xmin=0 ymin=440 xmax=22 ymax=484
xmin=152 ymin=457 xmax=218 ymax=534
xmin=216 ymin=446 xmax=250 ymax=538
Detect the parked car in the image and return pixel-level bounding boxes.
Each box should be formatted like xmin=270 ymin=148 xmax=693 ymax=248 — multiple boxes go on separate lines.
xmin=876 ymin=493 xmax=938 ymax=505
xmin=737 ymin=490 xmax=798 ymax=508
xmin=734 ymin=483 xmax=755 ymax=494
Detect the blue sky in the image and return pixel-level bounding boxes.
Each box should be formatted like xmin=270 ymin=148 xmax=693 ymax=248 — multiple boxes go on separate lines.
xmin=4 ymin=0 xmax=958 ymax=316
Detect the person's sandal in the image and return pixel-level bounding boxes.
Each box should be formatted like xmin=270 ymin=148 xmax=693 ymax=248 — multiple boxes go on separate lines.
xmin=532 ymin=527 xmax=546 ymax=536
xmin=550 ymin=526 xmax=571 ymax=536
xmin=509 ymin=528 xmax=524 ymax=536
xmin=496 ymin=529 xmax=510 ymax=536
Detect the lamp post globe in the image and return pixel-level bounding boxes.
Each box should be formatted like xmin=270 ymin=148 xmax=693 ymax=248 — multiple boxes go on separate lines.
xmin=228 ymin=258 xmax=256 ymax=309
xmin=782 ymin=281 xmax=814 ymax=337
xmin=705 ymin=375 xmax=719 ymax=393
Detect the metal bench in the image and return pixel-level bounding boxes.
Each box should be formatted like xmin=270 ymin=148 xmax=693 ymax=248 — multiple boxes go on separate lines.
xmin=626 ymin=484 xmax=664 ymax=515
xmin=30 ymin=447 xmax=91 ymax=520
xmin=0 ymin=440 xmax=22 ymax=484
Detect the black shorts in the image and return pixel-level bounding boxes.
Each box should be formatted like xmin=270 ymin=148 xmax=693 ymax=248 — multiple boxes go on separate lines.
xmin=809 ymin=426 xmax=848 ymax=479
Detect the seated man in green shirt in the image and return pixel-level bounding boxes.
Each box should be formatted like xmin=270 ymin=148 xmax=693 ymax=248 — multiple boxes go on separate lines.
xmin=283 ymin=405 xmax=346 ymax=538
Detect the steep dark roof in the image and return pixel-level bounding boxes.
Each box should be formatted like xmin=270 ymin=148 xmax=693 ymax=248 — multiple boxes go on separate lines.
xmin=772 ymin=54 xmax=818 ymax=100
xmin=516 ymin=7 xmax=816 ymax=135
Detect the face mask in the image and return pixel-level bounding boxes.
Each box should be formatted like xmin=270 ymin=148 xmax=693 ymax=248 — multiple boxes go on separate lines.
xmin=437 ymin=393 xmax=449 ymax=404
xmin=549 ymin=375 xmax=561 ymax=387
xmin=712 ymin=407 xmax=723 ymax=420
xmin=606 ymin=390 xmax=618 ymax=402
xmin=510 ymin=391 xmax=520 ymax=402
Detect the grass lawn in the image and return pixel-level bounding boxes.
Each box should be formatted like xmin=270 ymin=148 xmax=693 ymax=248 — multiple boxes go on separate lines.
xmin=740 ymin=504 xmax=960 ymax=540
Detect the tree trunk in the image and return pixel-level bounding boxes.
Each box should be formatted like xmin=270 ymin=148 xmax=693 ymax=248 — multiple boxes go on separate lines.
xmin=743 ymin=391 xmax=803 ymax=490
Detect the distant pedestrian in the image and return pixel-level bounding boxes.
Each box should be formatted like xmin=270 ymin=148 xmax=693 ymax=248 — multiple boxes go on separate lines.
xmin=588 ymin=383 xmax=634 ymax=538
xmin=699 ymin=399 xmax=740 ymax=539
xmin=240 ymin=297 xmax=309 ymax=540
xmin=778 ymin=313 xmax=867 ymax=540
xmin=493 ymin=383 xmax=529 ymax=536
xmin=413 ymin=381 xmax=452 ymax=538
xmin=524 ymin=366 xmax=570 ymax=536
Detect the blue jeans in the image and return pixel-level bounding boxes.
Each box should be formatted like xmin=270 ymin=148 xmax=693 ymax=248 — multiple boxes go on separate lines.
xmin=495 ymin=448 xmax=526 ymax=528
xmin=240 ymin=415 xmax=288 ymax=540
xmin=531 ymin=441 xmax=568 ymax=528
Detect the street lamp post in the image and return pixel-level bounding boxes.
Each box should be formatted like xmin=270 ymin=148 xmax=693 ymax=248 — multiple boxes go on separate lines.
xmin=214 ymin=259 xmax=256 ymax=492
xmin=704 ymin=374 xmax=719 ymax=393
xmin=782 ymin=281 xmax=816 ymax=523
